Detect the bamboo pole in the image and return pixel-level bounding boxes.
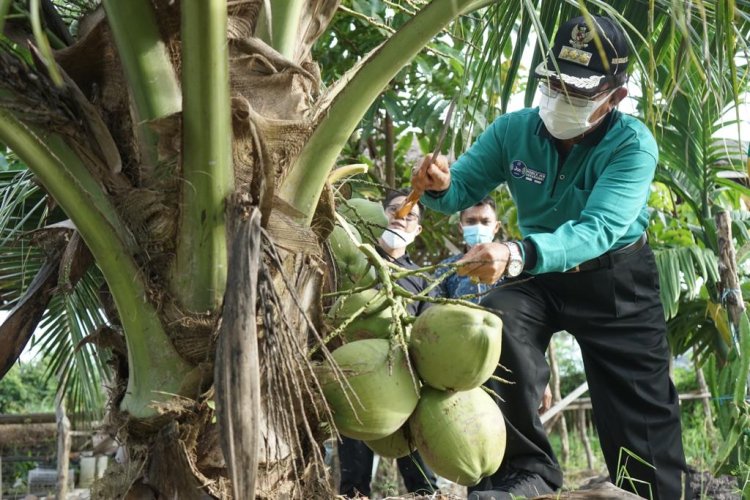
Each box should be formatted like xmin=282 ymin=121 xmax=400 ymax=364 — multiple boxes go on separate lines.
xmin=540 ymin=382 xmax=589 ymax=425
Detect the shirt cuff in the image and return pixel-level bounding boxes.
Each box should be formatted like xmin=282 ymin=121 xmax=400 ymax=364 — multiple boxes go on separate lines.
xmin=521 ymin=238 xmax=538 ymax=271
xmin=424 ymin=188 xmax=448 ymax=198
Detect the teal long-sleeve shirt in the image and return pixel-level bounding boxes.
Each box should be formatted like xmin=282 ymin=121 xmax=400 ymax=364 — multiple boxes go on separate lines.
xmin=422 ymin=108 xmax=658 ymax=274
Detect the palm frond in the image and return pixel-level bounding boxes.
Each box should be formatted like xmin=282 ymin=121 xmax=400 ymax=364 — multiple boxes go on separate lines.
xmin=33 ymin=268 xmax=109 ymax=421
xmin=0 ymin=168 xmax=49 ymax=309
xmin=1 ymin=166 xmax=108 ymax=418
xmin=666 ymin=295 xmax=725 ymax=360
xmin=654 ymin=245 xmax=719 ymax=320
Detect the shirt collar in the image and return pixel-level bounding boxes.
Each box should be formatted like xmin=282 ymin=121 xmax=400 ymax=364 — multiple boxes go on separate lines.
xmin=376 ymin=245 xmax=416 ymax=269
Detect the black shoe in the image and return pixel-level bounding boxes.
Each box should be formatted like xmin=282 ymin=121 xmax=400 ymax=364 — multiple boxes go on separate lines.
xmin=468 ymin=468 xmax=555 ymax=499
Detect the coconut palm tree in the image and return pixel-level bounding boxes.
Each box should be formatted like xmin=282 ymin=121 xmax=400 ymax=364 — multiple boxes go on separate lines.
xmin=1 ymin=0 xmax=749 ymax=496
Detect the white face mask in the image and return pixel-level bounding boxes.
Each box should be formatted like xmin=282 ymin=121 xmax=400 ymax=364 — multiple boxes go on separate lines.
xmin=381 ymin=228 xmax=417 ymax=250
xmin=538 ymin=88 xmax=615 ymax=140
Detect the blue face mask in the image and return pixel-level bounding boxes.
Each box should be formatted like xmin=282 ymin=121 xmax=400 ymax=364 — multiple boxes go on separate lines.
xmin=462 ymin=224 xmax=495 ymax=247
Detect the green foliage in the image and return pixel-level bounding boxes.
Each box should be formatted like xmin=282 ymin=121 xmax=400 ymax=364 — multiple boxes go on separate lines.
xmin=0 ymin=146 xmax=27 ymax=172
xmin=704 ymin=311 xmax=750 ymax=474
xmin=680 ymin=401 xmax=720 ymax=469
xmin=547 ymin=418 xmax=604 ymax=471
xmin=0 ymin=167 xmax=108 ymax=418
xmin=0 ymin=358 xmax=56 ymax=413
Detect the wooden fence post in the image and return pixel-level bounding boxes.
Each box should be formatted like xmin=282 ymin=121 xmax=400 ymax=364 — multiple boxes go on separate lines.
xmin=578 ymin=409 xmax=594 ymax=470
xmin=694 ymin=346 xmax=716 ymax=449
xmin=56 ymin=391 xmax=71 ymax=497
xmin=548 ymin=342 xmax=569 ymax=464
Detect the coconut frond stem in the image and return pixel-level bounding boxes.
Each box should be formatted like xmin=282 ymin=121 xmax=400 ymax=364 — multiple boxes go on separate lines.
xmin=0 ymin=110 xmax=193 ymax=418
xmin=101 ymin=0 xmax=181 ymax=121
xmin=172 ymin=0 xmax=233 ymax=312
xmin=277 ymin=0 xmax=496 ymax=225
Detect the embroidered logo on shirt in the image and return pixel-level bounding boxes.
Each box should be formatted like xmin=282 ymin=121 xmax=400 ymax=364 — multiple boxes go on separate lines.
xmin=510 ymin=160 xmax=546 ymax=184
xmin=510 ymin=160 xmax=526 ymax=178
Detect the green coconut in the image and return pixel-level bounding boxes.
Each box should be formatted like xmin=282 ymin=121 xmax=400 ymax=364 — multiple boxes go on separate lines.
xmin=329 ymin=289 xmax=393 ymax=342
xmin=338 ymin=198 xmax=388 ymax=239
xmin=410 ymin=303 xmax=502 ymax=391
xmin=328 ymin=220 xmax=376 ymax=290
xmin=409 ymin=387 xmax=506 ymax=486
xmin=364 ymin=425 xmax=415 ymax=459
xmin=316 ymin=339 xmax=419 ymax=441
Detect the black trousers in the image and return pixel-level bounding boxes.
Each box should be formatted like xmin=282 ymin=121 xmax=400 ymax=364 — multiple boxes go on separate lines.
xmin=338 ymin=436 xmax=438 ymax=497
xmin=470 ymin=244 xmax=691 ymax=500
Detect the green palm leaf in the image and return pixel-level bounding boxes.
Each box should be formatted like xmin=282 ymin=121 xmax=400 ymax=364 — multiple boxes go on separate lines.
xmin=655 ymin=246 xmax=719 ymax=320
xmin=33 ymin=268 xmax=108 ymax=420
xmin=0 ymin=167 xmax=109 ymax=418
xmin=0 ymin=168 xmax=48 ymax=308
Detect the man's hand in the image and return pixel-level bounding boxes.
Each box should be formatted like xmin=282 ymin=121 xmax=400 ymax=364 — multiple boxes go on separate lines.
xmin=411 ymin=154 xmax=451 ymax=193
xmin=456 ymin=242 xmax=509 ymax=284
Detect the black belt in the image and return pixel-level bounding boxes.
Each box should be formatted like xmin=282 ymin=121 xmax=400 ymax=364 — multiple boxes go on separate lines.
xmin=567 ymin=233 xmax=647 ymax=273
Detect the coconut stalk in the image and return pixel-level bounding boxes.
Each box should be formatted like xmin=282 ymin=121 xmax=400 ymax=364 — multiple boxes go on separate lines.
xmin=101 ymin=0 xmax=181 ymax=168
xmin=101 ymin=0 xmax=181 ymax=121
xmin=0 ymin=0 xmax=11 ymax=35
xmin=277 ymin=0 xmax=496 ymax=225
xmin=256 ymin=0 xmax=306 ymax=60
xmin=173 ymin=0 xmax=233 ymax=312
xmin=29 ymin=0 xmax=62 ymax=86
xmin=0 ymin=110 xmax=193 ymax=418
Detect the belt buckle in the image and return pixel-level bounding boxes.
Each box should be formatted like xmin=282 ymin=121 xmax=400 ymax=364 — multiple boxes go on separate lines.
xmin=568 ymin=265 xmax=580 ymax=273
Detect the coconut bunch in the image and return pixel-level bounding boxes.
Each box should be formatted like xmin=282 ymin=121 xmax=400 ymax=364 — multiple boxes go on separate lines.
xmin=328 ymin=198 xmax=388 ymax=291
xmin=317 ymin=301 xmax=508 ymax=487
xmin=407 ymin=304 xmax=506 ymax=486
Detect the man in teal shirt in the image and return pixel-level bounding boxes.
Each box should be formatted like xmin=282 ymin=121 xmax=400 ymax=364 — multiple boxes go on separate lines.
xmin=412 ymin=15 xmax=690 ymax=500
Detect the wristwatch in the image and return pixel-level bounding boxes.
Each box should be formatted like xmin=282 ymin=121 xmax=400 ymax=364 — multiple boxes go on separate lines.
xmin=503 ymin=241 xmax=524 ymax=277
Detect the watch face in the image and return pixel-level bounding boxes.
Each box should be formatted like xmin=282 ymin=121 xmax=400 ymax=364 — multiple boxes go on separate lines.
xmin=508 ymin=260 xmax=524 ymax=277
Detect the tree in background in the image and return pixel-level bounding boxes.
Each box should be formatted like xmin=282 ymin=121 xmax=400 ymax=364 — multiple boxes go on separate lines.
xmin=0 ymin=359 xmax=56 ymax=413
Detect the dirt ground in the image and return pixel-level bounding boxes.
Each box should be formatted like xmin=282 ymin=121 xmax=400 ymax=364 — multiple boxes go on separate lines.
xmin=573 ymin=470 xmax=743 ymax=499
xmin=688 ymin=469 xmax=743 ymax=500
xmin=365 ymin=459 xmax=744 ymax=499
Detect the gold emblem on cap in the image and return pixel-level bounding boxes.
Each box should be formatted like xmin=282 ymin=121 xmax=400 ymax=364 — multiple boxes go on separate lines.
xmin=559 ymin=46 xmax=592 ymax=66
xmin=570 ymin=24 xmax=594 ymax=49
